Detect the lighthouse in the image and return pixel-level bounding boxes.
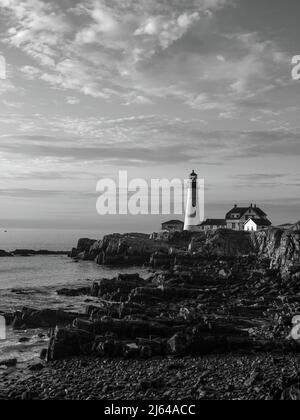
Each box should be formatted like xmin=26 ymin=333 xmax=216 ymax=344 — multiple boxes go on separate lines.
xmin=184 ymin=170 xmax=201 ymax=231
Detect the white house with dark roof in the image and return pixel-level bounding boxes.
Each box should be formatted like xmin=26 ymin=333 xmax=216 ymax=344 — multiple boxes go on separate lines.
xmin=226 ymin=204 xmax=272 ymax=231
xmin=161 ymin=203 xmax=272 ymax=233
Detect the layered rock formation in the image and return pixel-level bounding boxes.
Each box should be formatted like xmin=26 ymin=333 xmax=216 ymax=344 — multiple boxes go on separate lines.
xmin=44 ymin=254 xmax=300 ymax=361
xmin=190 ymin=229 xmax=254 ymax=257
xmin=71 ymin=233 xmax=171 ymax=265
xmin=71 ymin=226 xmax=300 ymax=276
xmin=251 ymin=226 xmax=300 ymax=275
xmin=11 ymin=308 xmax=86 ymax=329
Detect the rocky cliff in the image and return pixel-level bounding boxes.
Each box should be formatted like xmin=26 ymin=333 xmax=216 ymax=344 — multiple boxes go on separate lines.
xmin=71 ymin=225 xmax=300 ymax=275
xmin=190 ymin=229 xmax=254 ymax=257
xmin=71 ymin=233 xmax=171 ymax=265
xmin=251 ymin=226 xmax=300 ymax=275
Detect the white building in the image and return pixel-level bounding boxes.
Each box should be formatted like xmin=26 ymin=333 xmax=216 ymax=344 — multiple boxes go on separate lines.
xmin=244 ymin=218 xmax=272 ymax=232
xmin=226 ymin=204 xmax=271 ymax=231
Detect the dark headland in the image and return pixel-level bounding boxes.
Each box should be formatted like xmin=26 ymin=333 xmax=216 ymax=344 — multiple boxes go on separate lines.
xmin=0 ymin=250 xmax=69 ymax=257
xmin=1 ymin=224 xmax=300 ymax=400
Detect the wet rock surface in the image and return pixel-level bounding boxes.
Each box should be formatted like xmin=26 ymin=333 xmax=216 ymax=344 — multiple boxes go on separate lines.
xmin=2 ymin=226 xmax=300 ymax=400
xmin=11 ymin=308 xmax=87 ymax=329
xmin=4 ymin=252 xmax=300 ymax=364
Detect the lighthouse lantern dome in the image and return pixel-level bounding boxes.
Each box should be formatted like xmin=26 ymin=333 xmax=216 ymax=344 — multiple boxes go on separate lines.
xmin=190 ymin=170 xmax=198 ymax=180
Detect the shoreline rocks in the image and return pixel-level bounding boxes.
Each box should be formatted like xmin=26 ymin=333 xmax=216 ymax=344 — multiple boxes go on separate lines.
xmin=0 ymin=249 xmax=69 ymax=258
xmin=70 ymin=226 xmax=300 ymax=278
xmin=36 ymin=251 xmax=300 ymax=361
xmin=252 ymin=228 xmax=300 ymax=276
xmin=1 ymin=225 xmax=300 ymax=401
xmin=11 ymin=308 xmax=87 ymax=330
xmin=0 ymin=250 xmax=13 ymax=257
xmin=5 ymin=238 xmax=300 ymax=364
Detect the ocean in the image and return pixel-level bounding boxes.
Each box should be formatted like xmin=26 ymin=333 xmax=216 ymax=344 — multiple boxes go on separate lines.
xmin=0 ymin=228 xmax=101 ymax=252
xmin=0 ymin=229 xmax=147 ymax=364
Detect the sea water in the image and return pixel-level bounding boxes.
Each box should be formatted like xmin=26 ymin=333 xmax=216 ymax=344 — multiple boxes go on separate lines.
xmin=0 ymin=229 xmax=147 ymax=364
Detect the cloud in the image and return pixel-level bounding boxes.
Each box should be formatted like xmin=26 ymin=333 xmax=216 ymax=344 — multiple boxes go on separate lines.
xmin=0 ymin=116 xmax=299 ymax=167
xmin=66 ymin=96 xmax=80 ymax=105
xmin=235 ymin=173 xmax=287 ymax=181
xmin=75 ymin=2 xmax=119 ymax=44
xmin=0 ymin=78 xmax=15 ymax=94
xmin=134 ymin=11 xmax=201 ymax=49
xmin=0 ymin=0 xmax=236 ymax=104
xmin=0 ymin=0 xmax=290 ymax=115
xmin=1 ymin=0 xmax=72 ymax=68
xmin=0 ymin=188 xmax=97 ymax=199
xmin=1 ymin=169 xmax=95 ymax=180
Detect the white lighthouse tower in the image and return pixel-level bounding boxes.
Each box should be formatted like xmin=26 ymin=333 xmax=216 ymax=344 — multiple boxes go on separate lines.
xmin=184 ymin=170 xmax=201 ymax=231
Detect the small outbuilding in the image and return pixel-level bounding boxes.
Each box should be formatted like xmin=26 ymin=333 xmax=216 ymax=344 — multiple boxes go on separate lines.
xmin=161 ymin=220 xmax=184 ymax=232
xmin=198 ymin=219 xmax=227 ymax=231
xmin=244 ymin=218 xmax=272 ymax=232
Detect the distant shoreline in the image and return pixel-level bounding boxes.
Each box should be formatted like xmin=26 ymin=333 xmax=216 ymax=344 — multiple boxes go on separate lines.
xmin=0 ymin=250 xmax=70 ymax=257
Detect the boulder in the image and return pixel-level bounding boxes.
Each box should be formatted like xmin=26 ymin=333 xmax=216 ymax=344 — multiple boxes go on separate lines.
xmin=47 ymin=327 xmax=95 ymax=361
xmin=96 ymin=339 xmax=124 ymax=357
xmin=56 ymin=287 xmax=90 ymax=297
xmin=97 ymin=274 xmax=146 ymax=300
xmin=0 ymin=358 xmax=17 ymax=367
xmin=56 ymin=275 xmax=147 ymax=301
xmin=28 ymin=363 xmax=44 ymax=372
xmin=167 ymin=332 xmax=187 ymax=355
xmin=72 ymin=238 xmax=97 ymax=260
xmin=12 ymin=308 xmax=85 ymax=329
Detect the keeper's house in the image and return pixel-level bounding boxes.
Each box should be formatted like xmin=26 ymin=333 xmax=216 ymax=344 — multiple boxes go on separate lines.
xmin=161 ymin=220 xmax=184 ymax=233
xmin=226 ymin=204 xmax=272 ymax=231
xmin=161 ymin=204 xmax=272 ymax=233
xmin=198 ymin=219 xmax=227 ymax=232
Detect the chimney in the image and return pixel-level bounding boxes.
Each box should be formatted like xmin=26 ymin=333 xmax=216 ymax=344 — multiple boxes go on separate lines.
xmin=234 ymin=204 xmax=237 ymax=208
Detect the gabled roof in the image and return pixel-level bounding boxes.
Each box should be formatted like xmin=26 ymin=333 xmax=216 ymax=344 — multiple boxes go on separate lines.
xmin=226 ymin=205 xmax=267 ymax=219
xmin=244 ymin=218 xmax=272 ymax=227
xmin=200 ymin=219 xmax=226 ymax=226
xmin=252 ymin=208 xmax=267 ymax=218
xmin=226 ymin=207 xmax=248 ymax=219
xmin=162 ymin=220 xmax=184 ymax=225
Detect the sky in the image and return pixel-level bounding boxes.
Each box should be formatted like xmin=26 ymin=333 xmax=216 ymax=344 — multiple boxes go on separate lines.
xmin=0 ymin=0 xmax=299 ymax=233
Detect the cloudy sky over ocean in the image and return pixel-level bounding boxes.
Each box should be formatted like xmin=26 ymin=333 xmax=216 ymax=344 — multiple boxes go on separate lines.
xmin=0 ymin=0 xmax=299 ymax=231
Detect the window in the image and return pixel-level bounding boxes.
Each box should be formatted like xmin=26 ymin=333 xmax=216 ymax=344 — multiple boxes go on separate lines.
xmin=232 ymin=223 xmax=236 ymax=229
